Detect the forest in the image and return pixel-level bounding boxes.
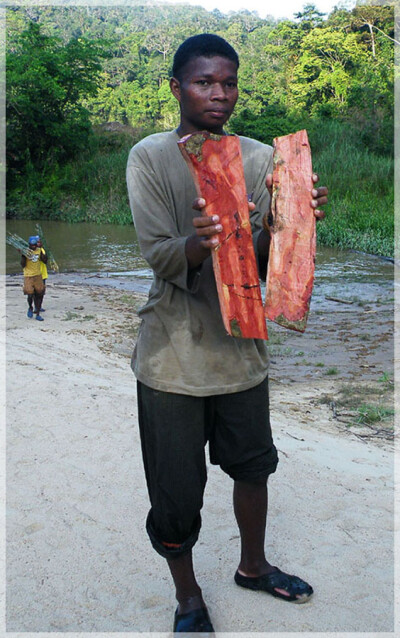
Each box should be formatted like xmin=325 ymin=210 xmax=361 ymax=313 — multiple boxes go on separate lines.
xmin=5 ymin=2 xmax=396 ymax=257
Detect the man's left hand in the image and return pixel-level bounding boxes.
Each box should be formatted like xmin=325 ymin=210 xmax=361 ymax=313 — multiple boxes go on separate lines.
xmin=311 ymin=173 xmax=328 ymax=220
xmin=266 ymin=173 xmax=328 ymax=220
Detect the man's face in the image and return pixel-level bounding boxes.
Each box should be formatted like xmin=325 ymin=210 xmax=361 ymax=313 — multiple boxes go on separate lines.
xmin=170 ymin=55 xmax=238 ymax=135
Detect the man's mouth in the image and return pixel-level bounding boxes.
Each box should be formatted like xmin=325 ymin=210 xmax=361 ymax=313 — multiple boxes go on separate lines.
xmin=207 ymin=109 xmax=227 ymax=117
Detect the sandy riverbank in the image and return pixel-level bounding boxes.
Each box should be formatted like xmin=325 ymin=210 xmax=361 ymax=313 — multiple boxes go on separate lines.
xmin=6 ymin=274 xmax=395 ymax=634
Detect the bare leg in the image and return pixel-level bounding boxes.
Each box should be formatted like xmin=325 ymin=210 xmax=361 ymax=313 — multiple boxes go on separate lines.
xmin=33 ymin=292 xmax=44 ymax=314
xmin=234 ymin=479 xmax=298 ymax=598
xmin=233 ymin=479 xmax=274 ymax=577
xmin=167 ymin=551 xmax=205 ymax=614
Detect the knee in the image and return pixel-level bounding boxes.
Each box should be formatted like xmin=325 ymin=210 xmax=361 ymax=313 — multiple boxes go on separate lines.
xmin=234 ymin=478 xmax=269 ymax=499
xmin=146 ymin=510 xmax=201 ymax=559
xmin=224 ymin=448 xmax=279 ymax=484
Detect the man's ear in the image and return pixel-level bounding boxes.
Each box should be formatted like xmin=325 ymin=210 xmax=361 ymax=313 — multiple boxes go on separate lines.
xmin=170 ymin=76 xmax=181 ymax=102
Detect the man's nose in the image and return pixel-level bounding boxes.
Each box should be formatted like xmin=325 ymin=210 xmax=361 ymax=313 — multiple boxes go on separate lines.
xmin=210 ymin=83 xmax=227 ymax=100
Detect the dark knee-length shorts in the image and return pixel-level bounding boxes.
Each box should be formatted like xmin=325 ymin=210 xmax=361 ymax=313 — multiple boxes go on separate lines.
xmin=137 ymin=377 xmax=278 ymax=559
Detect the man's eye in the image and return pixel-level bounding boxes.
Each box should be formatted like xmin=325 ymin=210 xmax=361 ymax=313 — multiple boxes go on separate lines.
xmin=227 ymin=82 xmax=237 ymax=88
xmin=196 ymin=80 xmax=209 ymax=86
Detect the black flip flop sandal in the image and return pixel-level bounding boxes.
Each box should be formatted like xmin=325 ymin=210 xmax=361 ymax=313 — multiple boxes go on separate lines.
xmin=173 ymin=605 xmax=215 ymax=633
xmin=234 ymin=567 xmax=313 ymax=603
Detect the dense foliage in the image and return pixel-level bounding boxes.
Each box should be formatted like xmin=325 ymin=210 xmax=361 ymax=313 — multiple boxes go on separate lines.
xmin=6 ymin=22 xmax=107 ymax=182
xmin=5 ymin=2 xmax=395 ymax=256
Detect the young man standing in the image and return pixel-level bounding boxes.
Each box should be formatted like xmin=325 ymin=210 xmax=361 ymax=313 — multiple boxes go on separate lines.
xmin=126 ymin=34 xmax=328 ymax=634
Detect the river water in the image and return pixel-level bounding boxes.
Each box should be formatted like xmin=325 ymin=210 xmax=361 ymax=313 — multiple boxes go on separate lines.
xmin=5 ymin=219 xmax=396 ymax=306
xmin=6 ymin=220 xmax=146 ymax=275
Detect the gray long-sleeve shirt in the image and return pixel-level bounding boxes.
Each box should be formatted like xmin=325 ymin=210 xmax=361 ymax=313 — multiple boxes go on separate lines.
xmin=126 ymin=130 xmax=273 ymax=396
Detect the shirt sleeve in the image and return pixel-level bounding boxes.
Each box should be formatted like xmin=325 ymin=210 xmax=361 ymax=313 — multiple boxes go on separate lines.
xmin=126 ymin=149 xmax=199 ymax=293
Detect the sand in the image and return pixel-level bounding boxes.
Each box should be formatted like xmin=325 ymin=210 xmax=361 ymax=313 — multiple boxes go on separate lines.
xmin=5 ymin=273 xmax=396 ymax=635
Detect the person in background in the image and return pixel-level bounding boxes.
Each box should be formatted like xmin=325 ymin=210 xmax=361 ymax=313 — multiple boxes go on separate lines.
xmin=21 ymin=236 xmax=47 ymax=321
xmin=36 ymin=236 xmax=47 ymax=311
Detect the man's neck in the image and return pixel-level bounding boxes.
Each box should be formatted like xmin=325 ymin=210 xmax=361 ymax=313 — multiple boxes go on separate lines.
xmin=176 ymin=124 xmax=226 ymax=138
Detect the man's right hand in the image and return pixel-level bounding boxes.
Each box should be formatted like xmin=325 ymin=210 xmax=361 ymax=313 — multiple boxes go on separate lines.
xmin=191 ymin=195 xmax=257 ymax=249
xmin=185 ymin=197 xmax=224 ymax=270
xmin=186 ymin=196 xmax=258 ymax=270
xmin=191 ymin=197 xmax=223 ymax=250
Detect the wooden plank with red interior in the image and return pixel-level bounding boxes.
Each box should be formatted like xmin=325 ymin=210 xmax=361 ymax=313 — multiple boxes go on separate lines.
xmin=264 ymin=129 xmax=316 ymax=332
xmin=178 ymin=131 xmax=268 ymax=339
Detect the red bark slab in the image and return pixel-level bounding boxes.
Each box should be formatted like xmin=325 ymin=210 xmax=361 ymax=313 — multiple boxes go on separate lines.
xmin=178 ymin=131 xmax=268 ymax=339
xmin=264 ymin=129 xmax=316 ymax=332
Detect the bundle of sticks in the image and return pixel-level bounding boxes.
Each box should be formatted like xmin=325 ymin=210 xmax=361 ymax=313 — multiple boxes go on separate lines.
xmin=35 ymin=223 xmax=59 ymax=272
xmin=6 ymin=227 xmax=60 ymax=272
xmin=6 ymin=233 xmax=35 ymax=258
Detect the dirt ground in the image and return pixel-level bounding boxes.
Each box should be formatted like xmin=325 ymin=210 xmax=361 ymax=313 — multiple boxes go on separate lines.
xmin=5 ymin=274 xmax=396 ymax=635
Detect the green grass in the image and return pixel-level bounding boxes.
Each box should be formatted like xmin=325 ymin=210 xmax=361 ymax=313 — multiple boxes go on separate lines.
xmin=310 ymin=120 xmax=394 ymax=258
xmin=316 ymin=379 xmax=394 ymax=433
xmin=377 ymin=371 xmax=394 ymax=385
xmin=356 ymin=404 xmax=394 ymax=425
xmin=294 ymin=358 xmax=313 ymax=366
xmin=56 ymin=147 xmax=133 ymax=224
xmin=266 ymin=330 xmax=287 ymax=346
xmin=6 ymin=128 xmax=139 ymax=225
xmin=324 ymin=367 xmax=338 ymax=376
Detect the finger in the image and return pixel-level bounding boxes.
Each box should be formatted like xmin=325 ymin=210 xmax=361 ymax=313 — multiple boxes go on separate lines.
xmin=312 ymin=173 xmax=319 ymax=183
xmin=201 ymin=236 xmax=220 ymax=249
xmin=314 ymin=210 xmax=325 ymax=220
xmin=193 ymin=214 xmax=220 ymax=228
xmin=192 ymin=197 xmax=206 ymax=211
xmin=248 ymin=202 xmax=255 ymax=212
xmin=196 ymin=223 xmax=223 ymax=237
xmin=312 ymin=186 xmax=328 ymax=198
xmin=311 ymin=196 xmax=328 ymax=208
xmin=266 ymin=173 xmax=273 ymax=193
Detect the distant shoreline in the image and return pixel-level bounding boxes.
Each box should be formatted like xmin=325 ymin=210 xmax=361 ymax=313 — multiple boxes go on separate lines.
xmin=6 ymin=271 xmax=152 ymax=295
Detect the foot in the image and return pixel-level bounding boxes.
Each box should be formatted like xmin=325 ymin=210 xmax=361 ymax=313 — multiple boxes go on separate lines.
xmin=27 ymin=308 xmax=33 ymax=318
xmin=35 ymin=314 xmax=44 ymax=321
xmin=173 ymin=605 xmax=214 ymax=634
xmin=235 ymin=567 xmax=313 ymax=603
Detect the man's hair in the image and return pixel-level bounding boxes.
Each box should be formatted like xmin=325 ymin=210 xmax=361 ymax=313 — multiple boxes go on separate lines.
xmin=172 ymin=34 xmax=239 ymax=80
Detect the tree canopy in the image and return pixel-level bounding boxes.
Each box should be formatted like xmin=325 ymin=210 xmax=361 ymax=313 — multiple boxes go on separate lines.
xmin=6 ymin=1 xmax=395 ymax=182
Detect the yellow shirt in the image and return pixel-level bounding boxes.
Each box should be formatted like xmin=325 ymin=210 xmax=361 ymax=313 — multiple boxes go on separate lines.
xmin=23 ymin=248 xmax=42 ymax=277
xmin=39 ymin=248 xmax=48 ymax=280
